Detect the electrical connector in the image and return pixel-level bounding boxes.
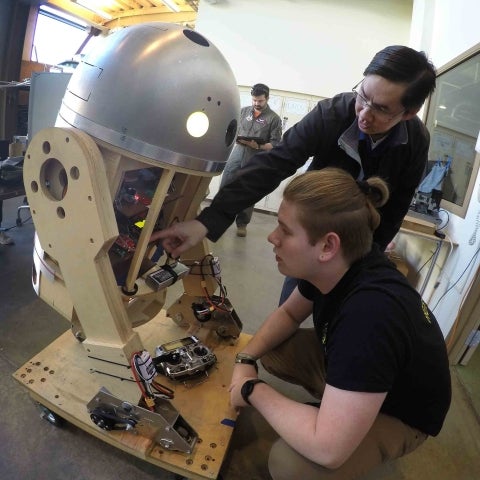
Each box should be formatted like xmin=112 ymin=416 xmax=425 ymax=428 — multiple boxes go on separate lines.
xmin=210 ymin=256 xmax=221 ymax=277
xmin=137 ymin=351 xmax=156 ymax=383
xmin=144 ymin=396 xmax=156 ymax=408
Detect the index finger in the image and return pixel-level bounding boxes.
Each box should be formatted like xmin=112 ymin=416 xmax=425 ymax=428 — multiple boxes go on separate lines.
xmin=150 ymin=226 xmax=178 ymax=242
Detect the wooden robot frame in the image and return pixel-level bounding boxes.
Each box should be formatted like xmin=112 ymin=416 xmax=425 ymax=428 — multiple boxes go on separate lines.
xmin=13 ymin=126 xmax=248 ymax=480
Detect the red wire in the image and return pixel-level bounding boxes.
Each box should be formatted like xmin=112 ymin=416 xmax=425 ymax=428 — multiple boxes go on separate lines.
xmin=130 ymin=351 xmax=155 ymax=411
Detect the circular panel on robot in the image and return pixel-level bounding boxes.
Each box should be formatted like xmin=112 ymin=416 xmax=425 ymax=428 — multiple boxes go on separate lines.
xmin=40 ymin=158 xmax=68 ymax=201
xmin=186 ymin=111 xmax=209 ymax=138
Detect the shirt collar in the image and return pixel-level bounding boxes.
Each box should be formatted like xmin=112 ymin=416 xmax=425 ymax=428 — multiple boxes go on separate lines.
xmin=340 ymin=118 xmax=408 ymax=152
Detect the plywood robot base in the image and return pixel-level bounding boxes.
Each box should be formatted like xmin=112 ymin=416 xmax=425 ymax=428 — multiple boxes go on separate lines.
xmin=13 ymin=311 xmax=251 ymax=480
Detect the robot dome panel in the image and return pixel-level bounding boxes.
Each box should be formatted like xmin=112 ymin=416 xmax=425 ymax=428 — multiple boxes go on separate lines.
xmin=57 ymin=23 xmax=240 ymax=173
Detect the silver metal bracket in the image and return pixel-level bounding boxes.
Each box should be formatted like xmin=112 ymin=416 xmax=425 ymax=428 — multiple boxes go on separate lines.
xmin=86 ymin=387 xmax=198 ymax=453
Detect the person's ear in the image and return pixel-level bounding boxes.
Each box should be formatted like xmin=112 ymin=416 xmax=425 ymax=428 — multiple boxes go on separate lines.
xmin=317 ymin=232 xmax=341 ymax=261
xmin=402 ymin=107 xmax=421 ymax=121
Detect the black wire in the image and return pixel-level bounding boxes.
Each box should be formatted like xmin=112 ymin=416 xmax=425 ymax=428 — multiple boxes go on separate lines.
xmin=431 ymin=244 xmax=480 ymax=311
xmin=1 ymin=215 xmax=33 ymax=231
xmin=436 ymin=209 xmax=450 ymax=230
xmin=415 ymin=250 xmax=436 ymax=275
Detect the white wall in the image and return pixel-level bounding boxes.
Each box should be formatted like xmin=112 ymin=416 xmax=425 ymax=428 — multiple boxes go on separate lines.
xmin=196 ymin=0 xmax=413 ymax=98
xmin=410 ymin=0 xmax=480 ymax=71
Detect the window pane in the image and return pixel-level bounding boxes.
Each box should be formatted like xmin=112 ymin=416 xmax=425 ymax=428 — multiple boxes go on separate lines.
xmin=31 ymin=7 xmax=97 ymax=66
xmin=425 ymin=52 xmax=480 ymax=212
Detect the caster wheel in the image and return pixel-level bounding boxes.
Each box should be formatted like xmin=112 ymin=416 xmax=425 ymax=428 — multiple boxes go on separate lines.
xmin=38 ymin=404 xmax=64 ymax=427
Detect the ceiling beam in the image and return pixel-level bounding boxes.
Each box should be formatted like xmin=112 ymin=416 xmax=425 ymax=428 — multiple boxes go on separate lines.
xmin=103 ymin=11 xmax=196 ymax=28
xmin=46 ymin=0 xmax=197 ymax=30
xmin=46 ymin=0 xmax=110 ymax=30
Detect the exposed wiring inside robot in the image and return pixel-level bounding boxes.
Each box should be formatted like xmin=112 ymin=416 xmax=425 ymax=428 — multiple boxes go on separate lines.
xmin=130 ymin=351 xmax=174 ymax=411
xmin=199 ymin=254 xmax=230 ymax=313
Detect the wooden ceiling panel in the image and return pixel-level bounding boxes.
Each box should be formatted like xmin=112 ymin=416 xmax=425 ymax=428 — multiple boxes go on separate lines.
xmin=46 ymin=0 xmax=198 ymax=31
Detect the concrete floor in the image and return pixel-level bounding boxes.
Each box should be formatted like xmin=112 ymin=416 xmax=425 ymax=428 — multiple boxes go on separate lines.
xmin=1 ymin=196 xmax=480 ymax=480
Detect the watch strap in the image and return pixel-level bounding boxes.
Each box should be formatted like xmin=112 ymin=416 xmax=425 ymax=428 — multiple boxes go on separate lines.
xmin=241 ymin=379 xmax=266 ymax=405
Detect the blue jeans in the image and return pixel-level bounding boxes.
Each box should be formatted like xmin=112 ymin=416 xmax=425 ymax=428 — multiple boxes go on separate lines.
xmin=279 ymin=276 xmax=298 ymax=305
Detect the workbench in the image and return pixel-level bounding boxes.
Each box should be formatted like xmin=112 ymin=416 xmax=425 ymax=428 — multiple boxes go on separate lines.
xmin=397 ymin=212 xmax=457 ymax=298
xmin=13 ymin=312 xmax=251 ymax=480
xmin=0 ymin=182 xmax=25 ymax=201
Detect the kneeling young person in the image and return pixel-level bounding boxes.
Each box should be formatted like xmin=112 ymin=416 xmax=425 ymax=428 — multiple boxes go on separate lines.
xmin=229 ymin=168 xmax=451 ymax=480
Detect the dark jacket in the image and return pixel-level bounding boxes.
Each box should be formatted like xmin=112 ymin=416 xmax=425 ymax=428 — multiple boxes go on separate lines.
xmin=198 ymin=92 xmax=429 ymax=249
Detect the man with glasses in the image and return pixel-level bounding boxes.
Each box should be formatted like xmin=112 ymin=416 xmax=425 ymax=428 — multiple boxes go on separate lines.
xmin=153 ymin=45 xmax=436 ymax=301
xmin=220 ymin=83 xmax=282 ymax=237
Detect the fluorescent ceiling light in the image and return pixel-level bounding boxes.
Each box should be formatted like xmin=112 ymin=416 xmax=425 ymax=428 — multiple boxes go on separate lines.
xmin=73 ymin=0 xmax=113 ymax=20
xmin=161 ymin=0 xmax=181 ymax=13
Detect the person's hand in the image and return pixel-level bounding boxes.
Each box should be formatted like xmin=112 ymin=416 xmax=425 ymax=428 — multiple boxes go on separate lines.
xmin=237 ymin=138 xmax=260 ymax=150
xmin=150 ymin=220 xmax=208 ymax=258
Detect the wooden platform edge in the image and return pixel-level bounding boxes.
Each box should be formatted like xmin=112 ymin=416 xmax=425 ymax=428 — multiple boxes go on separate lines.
xmin=12 ymin=312 xmax=252 ymax=480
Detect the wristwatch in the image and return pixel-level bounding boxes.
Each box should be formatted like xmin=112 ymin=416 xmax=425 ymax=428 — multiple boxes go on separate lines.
xmin=235 ymin=353 xmax=258 ymax=372
xmin=241 ymin=379 xmax=266 ymax=405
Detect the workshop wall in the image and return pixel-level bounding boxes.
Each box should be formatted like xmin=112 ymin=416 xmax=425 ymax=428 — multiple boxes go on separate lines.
xmin=196 ymin=0 xmax=413 ymax=99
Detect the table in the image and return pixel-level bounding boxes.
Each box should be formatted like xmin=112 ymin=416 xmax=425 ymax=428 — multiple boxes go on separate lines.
xmin=398 ymin=226 xmax=455 ymax=297
xmin=13 ymin=311 xmax=251 ymax=480
xmin=0 ymin=182 xmax=26 ymax=230
xmin=0 ymin=182 xmax=25 ymax=201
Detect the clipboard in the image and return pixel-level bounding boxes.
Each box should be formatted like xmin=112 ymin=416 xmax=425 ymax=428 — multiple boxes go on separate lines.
xmin=236 ymin=136 xmax=266 ymax=145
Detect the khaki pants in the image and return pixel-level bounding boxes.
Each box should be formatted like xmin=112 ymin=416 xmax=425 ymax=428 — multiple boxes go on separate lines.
xmin=261 ymin=329 xmax=428 ymax=480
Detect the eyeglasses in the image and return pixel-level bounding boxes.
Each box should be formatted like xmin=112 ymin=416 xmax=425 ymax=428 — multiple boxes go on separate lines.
xmin=352 ymin=80 xmax=405 ymax=121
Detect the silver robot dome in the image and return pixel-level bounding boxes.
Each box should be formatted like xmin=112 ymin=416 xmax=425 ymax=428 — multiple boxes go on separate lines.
xmin=57 ymin=23 xmax=240 ymax=173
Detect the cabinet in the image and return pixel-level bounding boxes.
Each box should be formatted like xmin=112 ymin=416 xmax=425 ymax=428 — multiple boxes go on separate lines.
xmin=206 ymin=85 xmax=321 ymax=213
xmin=207 ymin=160 xmax=312 ymax=214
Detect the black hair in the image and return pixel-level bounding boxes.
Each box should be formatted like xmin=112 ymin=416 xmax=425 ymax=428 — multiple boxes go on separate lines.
xmin=363 ymin=45 xmax=436 ymax=110
xmin=251 ymin=83 xmax=270 ymax=97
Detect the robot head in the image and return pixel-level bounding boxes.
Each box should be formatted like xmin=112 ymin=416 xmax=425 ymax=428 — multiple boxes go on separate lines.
xmin=57 ymin=23 xmax=239 ymax=173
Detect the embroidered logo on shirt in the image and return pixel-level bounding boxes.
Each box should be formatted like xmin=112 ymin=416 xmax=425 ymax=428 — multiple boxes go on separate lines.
xmin=421 ymin=300 xmax=432 ymax=324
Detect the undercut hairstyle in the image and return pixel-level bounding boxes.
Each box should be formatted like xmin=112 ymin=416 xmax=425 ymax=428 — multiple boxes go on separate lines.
xmin=364 ymin=45 xmax=437 ymax=111
xmin=283 ymin=168 xmax=389 ymax=263
xmin=251 ymin=83 xmax=270 ymax=98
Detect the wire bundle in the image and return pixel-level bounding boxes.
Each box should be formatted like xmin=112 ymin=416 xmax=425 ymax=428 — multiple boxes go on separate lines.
xmin=130 ymin=351 xmax=174 ymax=410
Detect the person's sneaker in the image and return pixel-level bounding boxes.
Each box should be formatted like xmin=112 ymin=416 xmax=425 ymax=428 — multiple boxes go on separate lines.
xmin=236 ymin=225 xmax=247 ymax=237
xmin=0 ymin=231 xmax=14 ymax=245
